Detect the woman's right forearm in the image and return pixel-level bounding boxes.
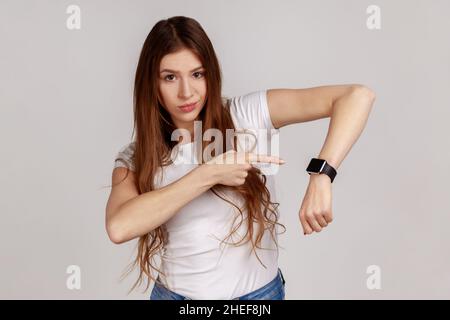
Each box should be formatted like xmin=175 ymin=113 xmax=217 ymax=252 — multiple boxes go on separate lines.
xmin=109 ymin=164 xmax=217 ymax=244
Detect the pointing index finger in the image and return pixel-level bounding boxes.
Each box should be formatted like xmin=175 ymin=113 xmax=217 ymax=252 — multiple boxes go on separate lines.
xmin=247 ymin=153 xmax=285 ymax=164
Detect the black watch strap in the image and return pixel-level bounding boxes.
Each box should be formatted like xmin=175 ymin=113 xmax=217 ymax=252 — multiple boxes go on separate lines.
xmin=306 ymin=158 xmax=337 ymax=183
xmin=321 ymin=162 xmax=337 ymax=183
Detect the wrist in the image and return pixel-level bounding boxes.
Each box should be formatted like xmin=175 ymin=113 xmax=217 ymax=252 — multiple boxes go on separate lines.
xmin=196 ymin=164 xmax=218 ymax=188
xmin=309 ymin=173 xmax=332 ymax=184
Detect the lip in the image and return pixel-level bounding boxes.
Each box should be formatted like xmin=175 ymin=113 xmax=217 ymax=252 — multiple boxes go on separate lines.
xmin=178 ymin=101 xmax=198 ymax=112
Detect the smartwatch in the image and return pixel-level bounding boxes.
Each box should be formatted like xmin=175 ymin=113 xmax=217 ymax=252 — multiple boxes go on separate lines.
xmin=306 ymin=158 xmax=337 ymax=183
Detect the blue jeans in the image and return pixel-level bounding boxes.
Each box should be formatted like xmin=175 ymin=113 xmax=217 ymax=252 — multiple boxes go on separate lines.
xmin=150 ymin=268 xmax=286 ymax=300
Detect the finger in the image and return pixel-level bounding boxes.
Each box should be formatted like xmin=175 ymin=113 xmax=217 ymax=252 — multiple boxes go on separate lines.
xmin=306 ymin=215 xmax=323 ymax=232
xmin=315 ymin=214 xmax=329 ymax=228
xmin=247 ymin=153 xmax=285 ymax=165
xmin=299 ymin=214 xmax=313 ymax=235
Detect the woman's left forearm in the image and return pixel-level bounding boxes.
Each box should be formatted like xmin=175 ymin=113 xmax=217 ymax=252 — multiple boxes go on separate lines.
xmin=315 ymin=85 xmax=376 ymax=171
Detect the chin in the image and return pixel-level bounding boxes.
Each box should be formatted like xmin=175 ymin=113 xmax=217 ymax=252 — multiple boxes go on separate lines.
xmin=174 ymin=110 xmax=198 ymax=122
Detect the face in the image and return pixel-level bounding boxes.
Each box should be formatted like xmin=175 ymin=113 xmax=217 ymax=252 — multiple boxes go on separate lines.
xmin=158 ymin=48 xmax=207 ymax=141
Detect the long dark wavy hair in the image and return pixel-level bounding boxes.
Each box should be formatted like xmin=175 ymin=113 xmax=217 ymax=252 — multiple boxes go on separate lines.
xmin=112 ymin=16 xmax=286 ymax=294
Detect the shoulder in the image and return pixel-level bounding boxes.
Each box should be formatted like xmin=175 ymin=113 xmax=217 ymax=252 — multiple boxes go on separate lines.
xmin=226 ymin=89 xmax=275 ymax=130
xmin=227 ymin=90 xmax=267 ymax=113
xmin=114 ymin=141 xmax=136 ymax=171
xmin=117 ymin=141 xmax=135 ymax=154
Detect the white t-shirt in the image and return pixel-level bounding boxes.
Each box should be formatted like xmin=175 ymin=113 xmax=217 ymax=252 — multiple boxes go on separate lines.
xmin=113 ymin=90 xmax=281 ymax=299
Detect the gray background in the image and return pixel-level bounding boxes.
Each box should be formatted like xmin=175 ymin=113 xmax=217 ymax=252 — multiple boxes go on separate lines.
xmin=1 ymin=0 xmax=449 ymax=299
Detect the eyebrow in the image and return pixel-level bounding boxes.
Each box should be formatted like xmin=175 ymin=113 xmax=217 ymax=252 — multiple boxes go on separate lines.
xmin=160 ymin=66 xmax=204 ymax=74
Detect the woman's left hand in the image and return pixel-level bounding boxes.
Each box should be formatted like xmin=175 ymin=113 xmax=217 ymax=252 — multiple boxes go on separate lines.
xmin=298 ymin=174 xmax=333 ymax=235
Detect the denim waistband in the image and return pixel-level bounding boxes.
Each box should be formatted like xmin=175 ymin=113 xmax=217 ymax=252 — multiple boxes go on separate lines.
xmin=151 ymin=268 xmax=286 ymax=300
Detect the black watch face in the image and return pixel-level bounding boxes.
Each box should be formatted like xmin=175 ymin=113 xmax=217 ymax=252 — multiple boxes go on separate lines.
xmin=306 ymin=158 xmax=326 ymax=173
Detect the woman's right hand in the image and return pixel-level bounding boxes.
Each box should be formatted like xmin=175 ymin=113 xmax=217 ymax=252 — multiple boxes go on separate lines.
xmin=203 ymin=150 xmax=285 ymax=187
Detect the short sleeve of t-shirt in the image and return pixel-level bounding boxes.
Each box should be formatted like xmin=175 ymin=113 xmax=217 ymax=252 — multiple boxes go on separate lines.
xmin=227 ymin=89 xmax=280 ymax=158
xmin=228 ymin=89 xmax=277 ymax=135
xmin=113 ymin=141 xmax=135 ymax=171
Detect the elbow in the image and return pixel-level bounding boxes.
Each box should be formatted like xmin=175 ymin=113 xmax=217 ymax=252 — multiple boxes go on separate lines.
xmin=106 ymin=219 xmax=127 ymax=245
xmin=350 ymin=84 xmax=376 ymax=103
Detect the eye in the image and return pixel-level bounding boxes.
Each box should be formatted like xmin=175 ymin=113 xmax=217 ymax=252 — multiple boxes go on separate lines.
xmin=193 ymin=71 xmax=204 ymax=78
xmin=163 ymin=71 xmax=205 ymax=82
xmin=164 ymin=74 xmax=175 ymax=81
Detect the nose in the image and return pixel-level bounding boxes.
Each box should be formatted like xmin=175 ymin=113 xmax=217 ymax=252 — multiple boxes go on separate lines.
xmin=178 ymin=77 xmax=194 ymax=99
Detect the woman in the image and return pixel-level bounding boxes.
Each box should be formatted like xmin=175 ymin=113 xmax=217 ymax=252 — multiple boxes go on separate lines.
xmin=105 ymin=16 xmax=376 ymax=300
